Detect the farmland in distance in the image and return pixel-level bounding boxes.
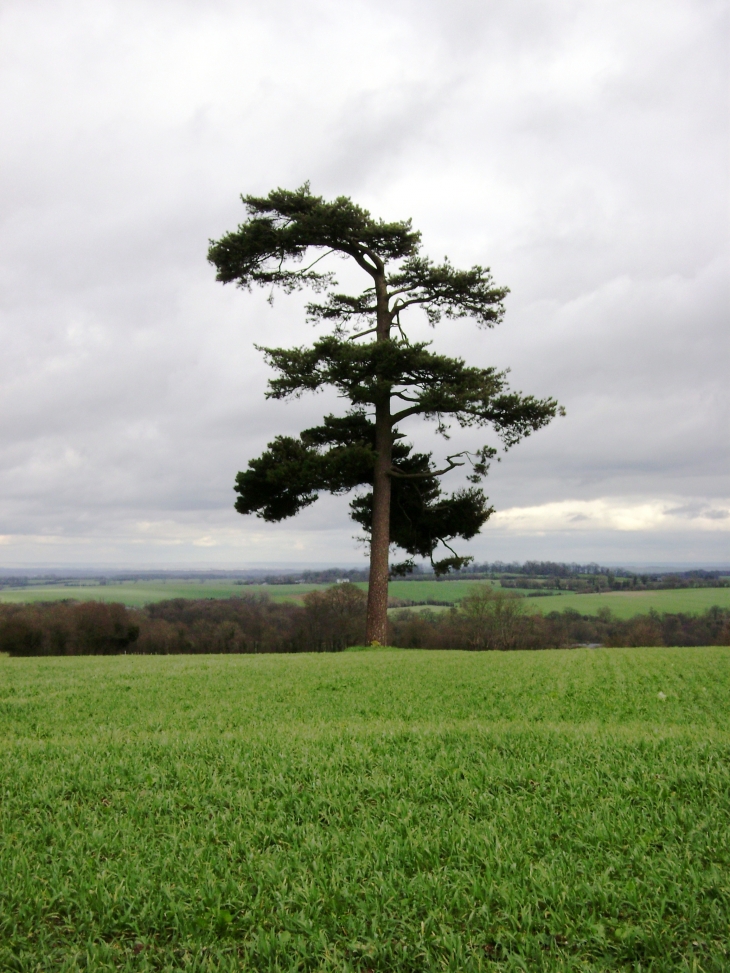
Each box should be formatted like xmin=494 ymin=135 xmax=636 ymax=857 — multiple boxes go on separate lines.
xmin=2 ymin=578 xmax=730 ymax=617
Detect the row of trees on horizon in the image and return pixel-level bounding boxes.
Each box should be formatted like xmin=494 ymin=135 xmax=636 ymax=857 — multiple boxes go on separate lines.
xmin=2 ymin=588 xmax=728 ymax=657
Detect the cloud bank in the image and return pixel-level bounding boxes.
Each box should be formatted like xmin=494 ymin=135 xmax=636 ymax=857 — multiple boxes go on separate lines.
xmin=0 ymin=0 xmax=727 ymax=566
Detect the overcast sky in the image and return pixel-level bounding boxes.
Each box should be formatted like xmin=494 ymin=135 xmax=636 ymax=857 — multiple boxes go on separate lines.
xmin=1 ymin=0 xmax=728 ymax=569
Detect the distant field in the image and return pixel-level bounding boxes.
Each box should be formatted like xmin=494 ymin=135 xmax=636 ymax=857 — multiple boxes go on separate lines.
xmin=391 ymin=585 xmax=730 ymax=617
xmin=0 ymin=579 xmax=325 ymax=606
xmin=0 ymin=578 xmax=491 ymax=607
xmin=0 ymin=647 xmax=728 ymax=971
xmin=1 ymin=577 xmax=728 ymax=618
xmin=384 ymin=579 xmax=492 ymax=602
xmin=526 ymin=587 xmax=730 ymax=617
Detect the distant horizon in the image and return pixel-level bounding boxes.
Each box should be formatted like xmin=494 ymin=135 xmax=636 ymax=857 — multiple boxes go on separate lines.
xmin=1 ymin=560 xmax=728 ymax=578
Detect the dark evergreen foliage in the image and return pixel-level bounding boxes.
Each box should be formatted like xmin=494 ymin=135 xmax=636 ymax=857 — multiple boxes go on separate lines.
xmin=233 ymin=411 xmax=495 ymax=576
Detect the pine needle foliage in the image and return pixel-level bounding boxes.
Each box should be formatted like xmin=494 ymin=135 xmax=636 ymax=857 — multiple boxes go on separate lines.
xmin=208 ymin=185 xmax=562 ymax=642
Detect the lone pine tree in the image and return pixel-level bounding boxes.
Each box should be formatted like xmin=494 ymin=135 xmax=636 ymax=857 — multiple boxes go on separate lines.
xmin=209 ymin=185 xmax=562 ymax=644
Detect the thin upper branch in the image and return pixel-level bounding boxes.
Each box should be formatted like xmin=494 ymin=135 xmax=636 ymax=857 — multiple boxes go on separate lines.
xmin=347 ymin=249 xmax=379 ymax=277
xmin=388 ymin=454 xmax=466 ymax=479
xmin=300 ymin=249 xmax=335 ymax=273
xmin=348 ymin=327 xmax=378 ymax=341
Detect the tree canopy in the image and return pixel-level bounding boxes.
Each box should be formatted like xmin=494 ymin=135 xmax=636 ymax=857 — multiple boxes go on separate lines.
xmin=209 ymin=184 xmax=562 ymax=642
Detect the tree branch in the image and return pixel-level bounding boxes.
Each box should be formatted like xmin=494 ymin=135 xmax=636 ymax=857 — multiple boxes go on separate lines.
xmin=390 ymin=405 xmax=424 ymax=423
xmin=387 ymin=286 xmax=421 ymax=300
xmin=348 ymin=327 xmax=378 ymax=340
xmin=347 ymin=249 xmax=379 ymax=277
xmin=362 ymin=247 xmax=384 ymax=273
xmin=437 ymin=538 xmax=460 ymax=559
xmin=388 ymin=453 xmax=466 ymax=479
xmin=300 ymin=249 xmax=335 ymax=273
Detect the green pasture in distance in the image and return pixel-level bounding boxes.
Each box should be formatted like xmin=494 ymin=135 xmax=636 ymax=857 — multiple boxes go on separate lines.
xmin=392 ymin=585 xmax=730 ymax=617
xmin=525 ymin=586 xmax=730 ymax=618
xmin=1 ymin=578 xmax=729 ymax=618
xmin=0 ymin=579 xmax=326 ymax=607
xmin=1 ymin=648 xmax=728 ymax=971
xmin=380 ymin=578 xmax=493 ymax=602
xmin=0 ymin=578 xmax=490 ymax=607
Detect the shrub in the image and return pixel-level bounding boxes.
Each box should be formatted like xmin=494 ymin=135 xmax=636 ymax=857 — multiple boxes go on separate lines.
xmin=302 ymin=583 xmax=367 ymax=651
xmin=459 ymin=588 xmax=530 ymax=651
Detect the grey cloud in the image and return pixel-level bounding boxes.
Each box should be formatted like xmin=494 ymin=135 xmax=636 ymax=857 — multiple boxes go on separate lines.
xmin=0 ymin=0 xmax=727 ymax=566
xmin=667 ymin=503 xmax=730 ymax=520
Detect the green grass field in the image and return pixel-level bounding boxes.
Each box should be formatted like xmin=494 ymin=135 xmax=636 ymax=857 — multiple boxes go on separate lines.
xmin=0 ymin=580 xmax=327 ymax=607
xmin=3 ymin=578 xmax=729 ymax=618
xmin=386 ymin=580 xmax=494 ymax=603
xmin=1 ymin=647 xmax=728 ymax=971
xmin=525 ymin=587 xmax=730 ymax=618
xmin=0 ymin=578 xmax=490 ymax=608
xmin=0 ymin=579 xmax=479 ymax=607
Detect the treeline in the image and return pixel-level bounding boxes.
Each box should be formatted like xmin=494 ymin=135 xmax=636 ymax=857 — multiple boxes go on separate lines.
xmin=1 ymin=588 xmax=728 ymax=656
xmin=458 ymin=560 xmax=615 ymax=577
xmin=3 ymin=562 xmax=726 ymax=592
xmin=446 ymin=562 xmax=729 ymax=593
xmin=455 ymin=560 xmax=728 ymax=580
xmin=0 ymin=585 xmax=367 ymax=657
xmin=236 ymin=567 xmax=370 ymax=586
xmin=391 ymin=599 xmax=730 ymax=650
xmin=498 ymin=572 xmax=728 ymax=593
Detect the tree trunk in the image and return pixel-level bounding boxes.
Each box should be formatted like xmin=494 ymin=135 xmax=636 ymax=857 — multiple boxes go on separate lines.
xmin=365 ymin=271 xmax=392 ymax=644
xmin=366 ymin=402 xmax=392 ymax=643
